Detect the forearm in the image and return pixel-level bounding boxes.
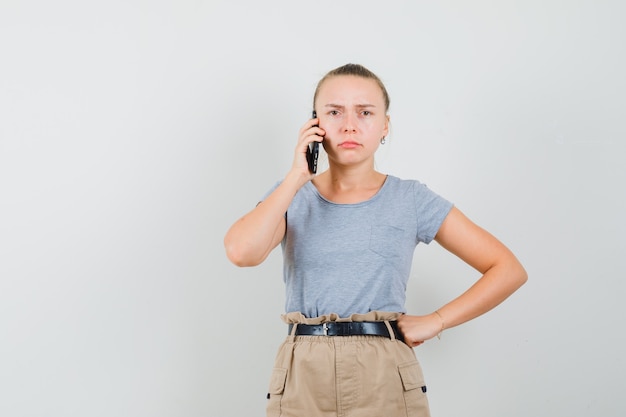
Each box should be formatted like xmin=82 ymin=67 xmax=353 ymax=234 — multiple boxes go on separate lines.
xmin=430 ymin=207 xmax=528 ymax=332
xmin=398 ymin=257 xmax=526 ymax=346
xmin=224 ymin=172 xmax=305 ymax=266
xmin=436 ymin=258 xmax=527 ymax=331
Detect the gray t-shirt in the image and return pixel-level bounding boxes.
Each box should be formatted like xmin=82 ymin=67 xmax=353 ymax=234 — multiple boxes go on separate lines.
xmin=263 ymin=175 xmax=453 ymax=318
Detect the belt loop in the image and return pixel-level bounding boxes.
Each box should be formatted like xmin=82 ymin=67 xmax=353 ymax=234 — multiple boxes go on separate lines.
xmin=290 ymin=323 xmax=299 ymax=336
xmin=383 ymin=320 xmax=396 ymax=341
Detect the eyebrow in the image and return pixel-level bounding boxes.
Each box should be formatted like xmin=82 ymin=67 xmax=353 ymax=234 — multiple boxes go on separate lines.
xmin=324 ymin=103 xmax=377 ymax=109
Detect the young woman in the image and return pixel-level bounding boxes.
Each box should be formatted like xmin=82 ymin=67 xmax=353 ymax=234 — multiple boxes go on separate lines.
xmin=224 ymin=63 xmax=527 ymax=417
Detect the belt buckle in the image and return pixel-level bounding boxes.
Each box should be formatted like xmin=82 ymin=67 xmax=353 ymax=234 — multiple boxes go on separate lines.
xmin=323 ymin=323 xmax=329 ymax=336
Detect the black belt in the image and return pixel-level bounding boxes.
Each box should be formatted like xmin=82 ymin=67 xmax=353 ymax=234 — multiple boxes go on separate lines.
xmin=288 ymin=321 xmax=404 ymax=343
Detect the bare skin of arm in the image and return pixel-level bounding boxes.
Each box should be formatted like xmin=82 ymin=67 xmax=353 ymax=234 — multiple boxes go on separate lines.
xmin=223 ymin=175 xmax=294 ymax=267
xmin=224 ymin=120 xmax=324 ymax=267
xmin=397 ymin=207 xmax=528 ymax=347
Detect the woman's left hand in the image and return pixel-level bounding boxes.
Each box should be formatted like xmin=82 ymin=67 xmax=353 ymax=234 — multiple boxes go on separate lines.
xmin=396 ymin=313 xmax=443 ymax=347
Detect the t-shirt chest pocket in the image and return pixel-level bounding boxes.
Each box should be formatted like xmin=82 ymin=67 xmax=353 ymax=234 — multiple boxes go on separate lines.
xmin=369 ymin=225 xmax=407 ymax=258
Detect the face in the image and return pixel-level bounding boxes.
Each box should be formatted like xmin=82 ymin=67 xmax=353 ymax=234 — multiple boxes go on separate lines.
xmin=314 ymin=75 xmax=389 ymax=167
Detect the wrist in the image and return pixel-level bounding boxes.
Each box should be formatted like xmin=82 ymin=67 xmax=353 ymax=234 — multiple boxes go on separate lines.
xmin=432 ymin=310 xmax=445 ymax=340
xmin=284 ymin=169 xmax=311 ymax=189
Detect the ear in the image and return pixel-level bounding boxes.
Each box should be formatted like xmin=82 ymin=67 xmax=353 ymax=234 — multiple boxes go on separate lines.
xmin=382 ymin=114 xmax=390 ymax=136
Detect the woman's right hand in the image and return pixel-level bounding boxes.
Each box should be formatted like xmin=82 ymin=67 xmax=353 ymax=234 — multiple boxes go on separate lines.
xmin=287 ymin=117 xmax=325 ymax=185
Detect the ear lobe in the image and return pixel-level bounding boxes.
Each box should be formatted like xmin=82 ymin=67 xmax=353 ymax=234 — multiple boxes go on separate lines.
xmin=383 ymin=115 xmax=390 ymax=136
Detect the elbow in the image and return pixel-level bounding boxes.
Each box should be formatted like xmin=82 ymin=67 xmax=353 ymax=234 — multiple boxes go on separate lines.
xmin=225 ymin=247 xmax=245 ymax=267
xmin=224 ymin=241 xmax=263 ymax=268
xmin=522 ymin=267 xmax=528 ymax=285
xmin=514 ymin=261 xmax=528 ymax=289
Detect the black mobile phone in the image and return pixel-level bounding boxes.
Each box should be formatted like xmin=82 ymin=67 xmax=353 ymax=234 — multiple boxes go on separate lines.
xmin=306 ymin=110 xmax=320 ymax=173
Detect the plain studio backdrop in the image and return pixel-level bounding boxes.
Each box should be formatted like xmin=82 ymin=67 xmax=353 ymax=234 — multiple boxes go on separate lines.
xmin=1 ymin=1 xmax=624 ymax=416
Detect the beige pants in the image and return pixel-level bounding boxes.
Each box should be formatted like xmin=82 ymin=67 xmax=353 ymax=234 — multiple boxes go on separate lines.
xmin=266 ymin=311 xmax=431 ymax=417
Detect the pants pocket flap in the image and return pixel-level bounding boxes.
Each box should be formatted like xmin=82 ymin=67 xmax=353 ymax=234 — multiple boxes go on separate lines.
xmin=268 ymin=368 xmax=288 ymax=395
xmin=398 ymin=361 xmax=425 ymax=392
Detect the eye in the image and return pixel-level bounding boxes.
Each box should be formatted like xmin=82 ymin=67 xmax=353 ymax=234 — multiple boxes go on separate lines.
xmin=361 ymin=110 xmax=371 ymax=116
xmin=329 ymin=110 xmax=339 ymax=116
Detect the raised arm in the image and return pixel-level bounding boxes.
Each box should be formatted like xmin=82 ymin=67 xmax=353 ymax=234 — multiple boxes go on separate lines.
xmin=224 ymin=117 xmax=324 ymax=267
xmin=224 ymin=176 xmax=295 ymax=267
xmin=398 ymin=206 xmax=528 ymax=346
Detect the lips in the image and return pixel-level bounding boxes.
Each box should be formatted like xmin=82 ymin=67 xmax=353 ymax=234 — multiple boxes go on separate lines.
xmin=338 ymin=141 xmax=360 ymax=149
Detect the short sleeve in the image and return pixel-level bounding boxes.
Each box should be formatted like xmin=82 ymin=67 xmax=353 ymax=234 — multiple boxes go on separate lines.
xmin=413 ymin=182 xmax=454 ymax=244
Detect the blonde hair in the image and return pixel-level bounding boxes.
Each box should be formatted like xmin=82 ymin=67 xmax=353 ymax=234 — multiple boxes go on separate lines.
xmin=313 ymin=63 xmax=390 ymax=112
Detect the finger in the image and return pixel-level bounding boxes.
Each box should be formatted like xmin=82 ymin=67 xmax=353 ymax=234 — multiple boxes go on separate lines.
xmin=299 ymin=118 xmax=321 ymax=136
xmin=298 ymin=133 xmax=324 ymax=153
xmin=300 ymin=128 xmax=325 ymax=143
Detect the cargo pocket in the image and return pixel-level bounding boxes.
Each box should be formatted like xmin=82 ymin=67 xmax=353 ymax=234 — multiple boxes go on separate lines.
xmin=398 ymin=361 xmax=431 ymax=417
xmin=266 ymin=367 xmax=288 ymax=417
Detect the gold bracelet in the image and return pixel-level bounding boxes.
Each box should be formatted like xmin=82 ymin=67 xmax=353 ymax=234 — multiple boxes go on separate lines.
xmin=434 ymin=310 xmax=445 ymax=340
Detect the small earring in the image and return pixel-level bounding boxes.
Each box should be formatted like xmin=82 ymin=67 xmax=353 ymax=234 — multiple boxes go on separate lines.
xmin=380 ymin=137 xmax=386 ymax=145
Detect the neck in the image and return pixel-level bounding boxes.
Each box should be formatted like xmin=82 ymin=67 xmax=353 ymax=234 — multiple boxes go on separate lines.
xmin=327 ymin=168 xmax=385 ymax=191
xmin=313 ymin=165 xmax=386 ymax=196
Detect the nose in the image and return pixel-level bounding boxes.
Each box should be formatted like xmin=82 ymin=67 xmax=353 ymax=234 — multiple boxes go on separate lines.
xmin=342 ymin=112 xmax=357 ymax=133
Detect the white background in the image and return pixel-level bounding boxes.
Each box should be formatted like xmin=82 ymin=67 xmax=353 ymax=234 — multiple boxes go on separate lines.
xmin=1 ymin=1 xmax=624 ymax=416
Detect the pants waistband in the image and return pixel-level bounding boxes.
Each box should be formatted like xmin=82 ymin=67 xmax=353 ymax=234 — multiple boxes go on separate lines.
xmin=288 ymin=321 xmax=405 ymax=342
